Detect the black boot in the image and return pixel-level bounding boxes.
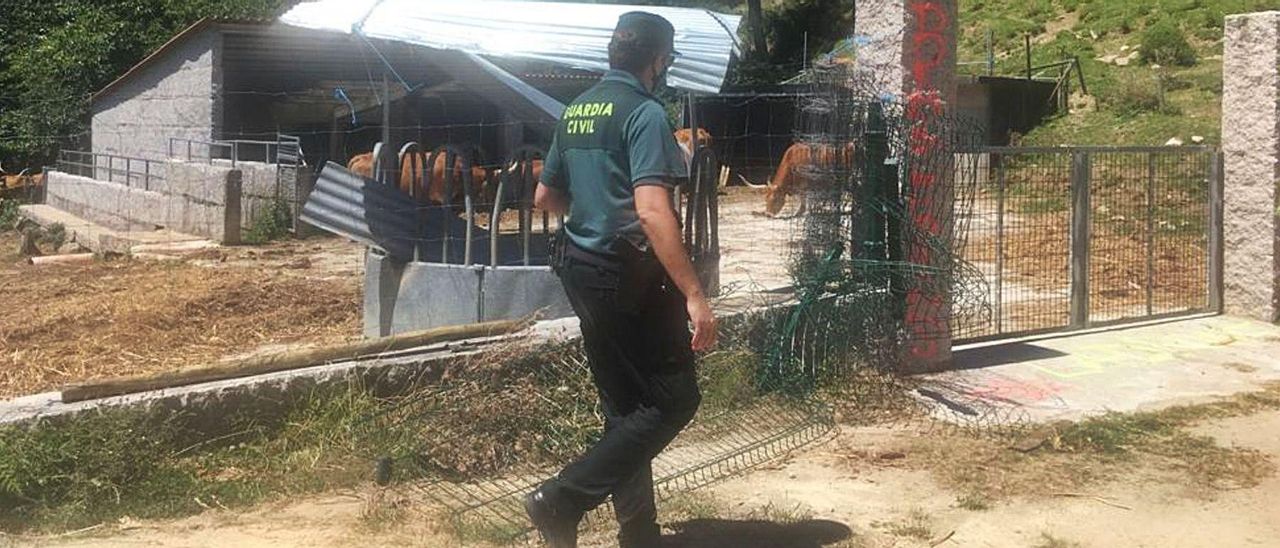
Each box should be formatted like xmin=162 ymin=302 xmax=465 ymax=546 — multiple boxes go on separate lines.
xmin=524 ymin=486 xmax=582 ymax=548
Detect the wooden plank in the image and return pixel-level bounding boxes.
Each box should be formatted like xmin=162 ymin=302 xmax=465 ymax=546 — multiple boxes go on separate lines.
xmin=60 ymin=317 xmax=532 ymax=403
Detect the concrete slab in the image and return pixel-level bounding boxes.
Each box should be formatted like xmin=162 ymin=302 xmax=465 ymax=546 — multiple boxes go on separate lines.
xmin=20 ymin=204 xmax=208 ymax=255
xmin=925 ymin=315 xmax=1280 ymax=422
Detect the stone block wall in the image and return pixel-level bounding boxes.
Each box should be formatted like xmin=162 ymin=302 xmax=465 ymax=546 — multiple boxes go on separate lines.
xmin=45 ymin=169 xmax=240 ymax=243
xmin=1223 ymin=12 xmax=1280 ymax=323
xmin=91 ymin=28 xmax=218 ymax=160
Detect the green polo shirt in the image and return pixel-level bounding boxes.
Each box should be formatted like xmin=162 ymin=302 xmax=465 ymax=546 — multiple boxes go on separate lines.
xmin=540 ymin=70 xmax=688 ymax=255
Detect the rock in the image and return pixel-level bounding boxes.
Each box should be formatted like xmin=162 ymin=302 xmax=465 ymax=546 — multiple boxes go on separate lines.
xmin=1096 ymin=54 xmax=1119 ymax=65
xmin=1191 ymin=135 xmax=1206 ymax=144
xmin=1115 ymin=56 xmax=1131 ymax=67
xmin=1151 ymin=63 xmax=1162 ymax=70
xmin=1090 ymin=30 xmax=1099 ymax=40
xmin=1165 ymin=137 xmax=1185 ymax=146
xmin=1121 ymin=44 xmax=1130 ymax=52
xmin=56 ymin=241 xmax=84 ymax=255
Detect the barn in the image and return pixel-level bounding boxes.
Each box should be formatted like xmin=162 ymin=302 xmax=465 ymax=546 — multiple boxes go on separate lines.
xmin=89 ymin=20 xmax=564 ymax=170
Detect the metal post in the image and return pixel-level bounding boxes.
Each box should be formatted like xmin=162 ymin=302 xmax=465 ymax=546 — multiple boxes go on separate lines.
xmin=381 ymin=73 xmax=392 ymax=185
xmin=108 ymin=154 xmax=114 ymax=183
xmin=187 ymin=140 xmax=192 ymax=162
xmin=986 ymin=29 xmax=995 ymax=76
xmin=995 ymin=153 xmax=1006 ymax=334
xmin=1146 ymin=152 xmax=1156 ymax=316
xmin=1208 ymin=149 xmax=1225 ymax=313
xmin=1069 ymin=151 xmax=1091 ymax=328
xmin=864 ymin=102 xmax=890 ymax=265
xmin=232 ymin=142 xmax=239 ymax=168
xmin=1025 ymin=34 xmax=1033 ymax=80
xmin=145 ymin=161 xmax=151 ymax=191
xmin=687 ymin=92 xmax=699 ymax=169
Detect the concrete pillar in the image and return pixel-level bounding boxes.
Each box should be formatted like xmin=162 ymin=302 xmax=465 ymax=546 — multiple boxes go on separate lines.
xmin=1223 ymin=12 xmax=1280 ymax=323
xmin=223 ymin=170 xmax=242 ymax=245
xmin=856 ymin=0 xmax=959 ymax=371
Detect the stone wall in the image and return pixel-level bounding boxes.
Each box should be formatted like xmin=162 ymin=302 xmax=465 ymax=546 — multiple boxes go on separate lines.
xmin=45 ymin=168 xmax=240 ymax=243
xmin=1223 ymin=12 xmax=1280 ymax=323
xmin=237 ymin=161 xmax=286 ymax=230
xmin=91 ymin=28 xmax=218 ymax=160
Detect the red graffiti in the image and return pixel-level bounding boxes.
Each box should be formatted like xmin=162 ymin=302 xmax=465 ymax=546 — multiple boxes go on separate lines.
xmin=904 ymin=0 xmax=952 ymax=366
xmin=966 ymin=376 xmax=1067 ymax=404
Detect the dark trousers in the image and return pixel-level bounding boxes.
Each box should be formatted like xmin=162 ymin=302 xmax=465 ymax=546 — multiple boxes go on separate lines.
xmin=547 ymin=249 xmax=702 ymax=546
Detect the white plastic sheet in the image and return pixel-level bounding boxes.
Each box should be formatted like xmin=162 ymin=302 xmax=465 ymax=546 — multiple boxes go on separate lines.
xmin=280 ymin=0 xmax=743 ymax=93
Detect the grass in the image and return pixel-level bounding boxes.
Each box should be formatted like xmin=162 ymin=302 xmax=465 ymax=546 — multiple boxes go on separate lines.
xmin=958 ymin=0 xmax=1280 ymax=146
xmin=955 ymin=492 xmax=993 ymax=511
xmin=884 ymin=507 xmax=934 ymax=540
xmin=898 ymin=383 xmax=1280 ymax=502
xmin=0 ymin=382 xmax=418 ymax=534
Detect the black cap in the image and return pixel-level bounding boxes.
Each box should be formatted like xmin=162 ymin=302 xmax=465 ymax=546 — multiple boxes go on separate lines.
xmin=613 ymin=11 xmax=679 ymax=57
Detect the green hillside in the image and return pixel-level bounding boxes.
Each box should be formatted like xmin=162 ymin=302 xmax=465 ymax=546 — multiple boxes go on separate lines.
xmin=957 ymin=0 xmax=1280 ymax=146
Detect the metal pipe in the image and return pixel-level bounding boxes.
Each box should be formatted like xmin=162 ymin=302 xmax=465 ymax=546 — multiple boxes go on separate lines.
xmin=995 ymin=153 xmax=1005 ymax=334
xmin=490 ymin=176 xmax=506 ymax=267
xmin=1208 ymin=150 xmax=1225 ymax=313
xmin=463 ymin=161 xmax=475 ymax=267
xmin=1146 ymin=152 xmax=1156 ymax=316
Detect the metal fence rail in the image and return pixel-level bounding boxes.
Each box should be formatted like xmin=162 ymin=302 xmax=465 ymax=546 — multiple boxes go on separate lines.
xmin=956 ymin=146 xmax=1222 ymax=342
xmin=167 ymin=137 xmax=298 ymax=167
xmin=56 ymin=150 xmax=164 ymax=190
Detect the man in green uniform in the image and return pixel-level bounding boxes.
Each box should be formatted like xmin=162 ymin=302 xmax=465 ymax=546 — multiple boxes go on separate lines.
xmin=525 ymin=11 xmax=718 ymax=548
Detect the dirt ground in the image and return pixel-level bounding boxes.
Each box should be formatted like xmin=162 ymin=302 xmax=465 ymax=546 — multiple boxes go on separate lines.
xmin=17 ymin=403 xmax=1278 ymax=548
xmin=0 ymin=231 xmax=365 ymax=397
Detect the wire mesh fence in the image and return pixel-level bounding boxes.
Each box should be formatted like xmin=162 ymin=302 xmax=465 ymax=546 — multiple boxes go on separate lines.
xmin=954 ymin=146 xmax=1221 ymax=342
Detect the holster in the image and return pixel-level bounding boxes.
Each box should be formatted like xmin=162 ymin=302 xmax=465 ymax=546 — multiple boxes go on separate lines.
xmin=548 ymin=227 xmax=568 ymax=277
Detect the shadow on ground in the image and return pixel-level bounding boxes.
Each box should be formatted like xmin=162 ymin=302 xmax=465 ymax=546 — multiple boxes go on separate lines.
xmin=664 ymin=518 xmax=852 ymax=547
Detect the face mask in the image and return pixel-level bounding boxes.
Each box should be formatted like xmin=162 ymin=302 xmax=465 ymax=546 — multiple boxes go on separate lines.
xmin=652 ymin=54 xmax=674 ymax=92
xmin=653 ymin=67 xmax=669 ymax=92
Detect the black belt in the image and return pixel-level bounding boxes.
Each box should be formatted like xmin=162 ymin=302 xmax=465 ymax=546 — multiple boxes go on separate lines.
xmin=564 ymin=238 xmax=622 ymax=271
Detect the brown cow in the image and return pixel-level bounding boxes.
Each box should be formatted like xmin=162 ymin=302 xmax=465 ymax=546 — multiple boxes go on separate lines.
xmin=346 ymin=151 xmax=542 ymax=206
xmin=763 ymin=142 xmax=856 ymax=217
xmin=0 ymin=166 xmax=43 ymax=200
xmin=674 ymin=128 xmax=712 ymax=163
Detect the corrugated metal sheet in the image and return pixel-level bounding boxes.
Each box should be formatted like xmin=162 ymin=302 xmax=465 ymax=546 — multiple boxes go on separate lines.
xmin=300 ymin=162 xmax=423 ymax=261
xmin=280 ymin=0 xmax=743 ymax=94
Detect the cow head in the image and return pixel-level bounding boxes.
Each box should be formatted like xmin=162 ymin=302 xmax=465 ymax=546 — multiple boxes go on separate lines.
xmin=763 ymin=180 xmax=787 ymax=216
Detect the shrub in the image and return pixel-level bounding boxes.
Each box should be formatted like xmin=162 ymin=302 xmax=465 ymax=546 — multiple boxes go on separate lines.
xmin=1140 ymin=20 xmax=1197 ymax=67
xmin=40 ymin=222 xmax=67 ymax=250
xmin=244 ymin=199 xmax=292 ymax=244
xmin=0 ymin=199 xmax=18 ymax=229
xmin=1104 ymin=74 xmax=1180 ymax=117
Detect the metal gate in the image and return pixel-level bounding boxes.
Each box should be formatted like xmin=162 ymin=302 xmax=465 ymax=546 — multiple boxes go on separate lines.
xmin=955 ymin=146 xmax=1224 ymax=342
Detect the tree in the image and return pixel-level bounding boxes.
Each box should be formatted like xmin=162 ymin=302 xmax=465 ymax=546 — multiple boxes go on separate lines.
xmin=747 ymin=0 xmax=768 ymax=55
xmin=0 ymin=0 xmax=294 ymax=169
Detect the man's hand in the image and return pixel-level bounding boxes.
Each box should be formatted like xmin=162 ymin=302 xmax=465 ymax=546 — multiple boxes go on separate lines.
xmin=686 ymin=293 xmax=718 ymax=352
xmin=534 ymin=183 xmax=570 ymax=215
xmin=635 ymin=183 xmax=718 ymax=352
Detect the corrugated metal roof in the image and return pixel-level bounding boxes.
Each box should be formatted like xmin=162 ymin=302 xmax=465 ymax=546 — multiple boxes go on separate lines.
xmin=280 ymin=0 xmax=743 ymax=94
